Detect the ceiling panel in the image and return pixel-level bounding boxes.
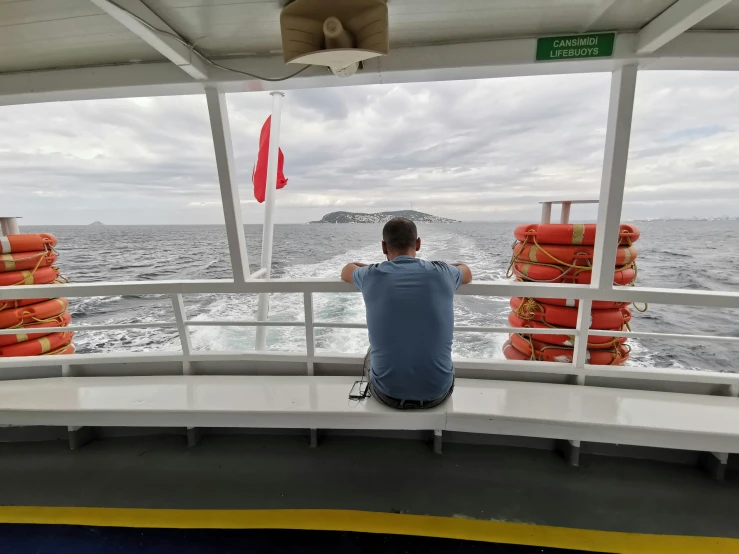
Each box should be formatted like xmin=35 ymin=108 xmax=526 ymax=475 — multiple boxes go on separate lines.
xmin=147 ymin=0 xmax=611 ymax=55
xmin=0 ymin=0 xmax=727 ymax=75
xmin=0 ymin=0 xmax=164 ymax=73
xmin=148 ymin=0 xmax=280 ymax=56
xmin=692 ymin=0 xmax=739 ymax=30
xmin=589 ymin=0 xmax=676 ymax=32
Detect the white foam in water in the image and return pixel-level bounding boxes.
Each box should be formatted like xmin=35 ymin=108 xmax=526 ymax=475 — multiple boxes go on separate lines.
xmin=47 ymin=221 xmax=739 ymax=370
xmin=188 ymin=230 xmax=510 ymax=357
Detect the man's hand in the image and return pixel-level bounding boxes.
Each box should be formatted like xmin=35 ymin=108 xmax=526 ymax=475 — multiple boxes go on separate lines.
xmin=341 ymin=262 xmax=368 ymax=284
xmin=452 ymin=263 xmax=473 ymax=284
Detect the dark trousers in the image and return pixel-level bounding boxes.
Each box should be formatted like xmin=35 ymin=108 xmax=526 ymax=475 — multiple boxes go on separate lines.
xmin=363 ymin=349 xmax=454 ymax=410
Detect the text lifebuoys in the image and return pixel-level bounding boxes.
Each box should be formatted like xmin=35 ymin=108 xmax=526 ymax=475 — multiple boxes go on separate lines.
xmin=504 ymin=335 xmax=630 ymax=365
xmin=0 ymin=331 xmax=74 ymax=357
xmin=0 ymin=266 xmax=59 ymax=287
xmin=0 ymin=298 xmax=69 ymax=329
xmin=0 ymin=312 xmax=71 ymax=347
xmin=514 ymin=224 xmax=640 ymax=246
xmin=512 ymin=242 xmax=637 ymax=266
xmin=513 ymin=262 xmax=636 ymax=285
xmin=0 ymin=251 xmax=57 ymax=272
xmin=0 ymin=234 xmax=56 ymax=254
xmin=508 ymin=312 xmax=626 ymax=349
xmin=510 ymin=297 xmax=631 ymax=329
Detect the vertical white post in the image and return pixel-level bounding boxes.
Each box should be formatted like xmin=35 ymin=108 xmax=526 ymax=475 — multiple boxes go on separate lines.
xmin=256 ymin=91 xmax=285 ymax=350
xmin=560 ymin=202 xmax=572 ymax=224
xmin=591 ymin=65 xmax=638 ymax=290
xmin=540 ymin=203 xmax=552 ymax=224
xmin=0 ymin=217 xmax=20 ymax=235
xmin=205 ymin=86 xmax=250 ymax=282
xmin=571 ymin=299 xmax=592 ymax=384
xmin=304 ymin=292 xmax=315 ymax=375
xmin=571 ymin=64 xmax=637 ymax=385
xmin=171 ymin=293 xmax=192 ymax=375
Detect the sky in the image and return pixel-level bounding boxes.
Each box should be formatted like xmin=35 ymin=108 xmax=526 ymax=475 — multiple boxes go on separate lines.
xmin=2 ymin=70 xmax=738 ymax=225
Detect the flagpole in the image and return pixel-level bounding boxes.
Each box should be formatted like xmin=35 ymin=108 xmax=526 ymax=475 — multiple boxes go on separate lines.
xmin=256 ymin=91 xmax=284 ymax=351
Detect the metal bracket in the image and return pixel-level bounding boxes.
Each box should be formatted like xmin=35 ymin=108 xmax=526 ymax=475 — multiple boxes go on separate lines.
xmin=310 ymin=428 xmax=318 ymax=448
xmin=556 ymin=439 xmax=581 ymax=467
xmin=68 ymin=426 xmax=94 ymax=450
xmin=433 ymin=429 xmax=443 ymax=454
xmin=699 ymin=451 xmax=728 ymax=481
xmin=187 ymin=427 xmax=201 ymax=448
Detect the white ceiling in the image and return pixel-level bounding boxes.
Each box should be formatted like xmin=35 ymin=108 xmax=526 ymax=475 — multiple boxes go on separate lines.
xmin=0 ymin=0 xmax=737 ymax=73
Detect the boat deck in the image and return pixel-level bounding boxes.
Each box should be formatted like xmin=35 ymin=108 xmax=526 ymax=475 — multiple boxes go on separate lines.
xmin=0 ymin=432 xmax=737 ymax=552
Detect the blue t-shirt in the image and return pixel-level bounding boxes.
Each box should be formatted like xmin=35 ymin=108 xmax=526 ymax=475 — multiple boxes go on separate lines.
xmin=353 ymin=256 xmax=462 ymax=401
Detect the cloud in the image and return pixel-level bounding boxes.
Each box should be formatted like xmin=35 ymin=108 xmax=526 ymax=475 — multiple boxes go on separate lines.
xmin=1 ymin=70 xmax=738 ymax=224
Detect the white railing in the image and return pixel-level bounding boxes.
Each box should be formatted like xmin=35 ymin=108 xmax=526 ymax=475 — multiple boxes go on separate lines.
xmin=1 ymin=278 xmax=737 ymax=390
xmin=0 ymin=66 xmax=737 ymax=396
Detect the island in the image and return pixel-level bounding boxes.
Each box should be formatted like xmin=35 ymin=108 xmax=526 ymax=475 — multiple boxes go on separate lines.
xmin=310 ymin=210 xmax=459 ymax=224
xmin=89 ymin=221 xmax=105 ymax=226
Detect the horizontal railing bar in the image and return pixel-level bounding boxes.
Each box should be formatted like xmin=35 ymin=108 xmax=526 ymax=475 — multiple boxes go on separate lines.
xmin=185 ymin=320 xmax=304 ymax=327
xmin=2 ymin=350 xmax=739 ymax=385
xmin=313 ymin=322 xmax=366 ymax=329
xmin=0 ymin=322 xmax=177 ymax=335
xmin=248 ymin=268 xmax=267 ymax=280
xmin=180 ymin=320 xmax=579 ymax=336
xmin=1 ymin=279 xmax=737 ymax=309
xmin=457 ymin=326 xmax=574 ymax=335
xmin=583 ymin=364 xmax=739 ymax=384
xmin=587 ymin=329 xmax=739 ymax=343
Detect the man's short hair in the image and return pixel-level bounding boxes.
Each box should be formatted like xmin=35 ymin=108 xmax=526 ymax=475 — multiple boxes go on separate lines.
xmin=383 ymin=217 xmax=417 ymax=251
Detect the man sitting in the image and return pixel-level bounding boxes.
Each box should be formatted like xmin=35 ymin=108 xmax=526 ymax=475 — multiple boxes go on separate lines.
xmin=341 ymin=217 xmax=472 ymax=409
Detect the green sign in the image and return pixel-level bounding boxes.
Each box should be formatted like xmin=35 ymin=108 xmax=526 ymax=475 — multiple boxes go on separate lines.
xmin=536 ymin=33 xmax=615 ymax=62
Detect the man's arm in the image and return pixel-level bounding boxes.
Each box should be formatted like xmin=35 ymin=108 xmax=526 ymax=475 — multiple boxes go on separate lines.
xmin=341 ymin=262 xmax=368 ymax=284
xmin=452 ymin=263 xmax=473 ymax=285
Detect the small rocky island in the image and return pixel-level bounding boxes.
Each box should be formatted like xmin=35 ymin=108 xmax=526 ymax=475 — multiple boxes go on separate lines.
xmin=310 ymin=210 xmax=459 ymax=224
xmin=89 ymin=221 xmax=105 ymax=226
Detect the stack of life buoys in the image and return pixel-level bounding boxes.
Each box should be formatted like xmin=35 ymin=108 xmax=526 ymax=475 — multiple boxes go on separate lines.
xmin=503 ymin=223 xmax=641 ymax=365
xmin=0 ymin=233 xmax=74 ymax=357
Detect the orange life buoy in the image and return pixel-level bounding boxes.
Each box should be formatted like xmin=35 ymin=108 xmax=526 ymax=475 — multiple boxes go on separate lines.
xmin=513 ymin=263 xmax=636 ymax=285
xmin=0 ymin=266 xmax=59 ymax=287
xmin=0 ymin=312 xmax=71 ymax=347
xmin=0 ymin=250 xmax=57 ymax=272
xmin=513 ymin=224 xmax=640 ymax=246
xmin=0 ymin=298 xmax=69 ymax=329
xmin=508 ymin=312 xmax=626 ymax=349
xmin=527 ymin=297 xmax=629 ymax=310
xmin=50 ymin=341 xmax=75 ymax=355
xmin=0 ymin=297 xmax=51 ymax=312
xmin=0 ymin=331 xmax=74 ymax=357
xmin=0 ymin=233 xmax=56 ymax=254
xmin=512 ymin=242 xmax=637 ymax=266
xmin=505 ymin=335 xmax=630 ymax=365
xmin=510 ymin=297 xmax=631 ymax=329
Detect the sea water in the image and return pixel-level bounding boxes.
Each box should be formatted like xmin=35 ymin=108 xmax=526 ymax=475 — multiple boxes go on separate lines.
xmin=22 ymin=221 xmax=739 ymax=371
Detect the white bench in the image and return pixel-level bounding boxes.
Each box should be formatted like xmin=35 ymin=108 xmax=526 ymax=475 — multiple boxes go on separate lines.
xmin=0 ymin=375 xmax=737 ymax=455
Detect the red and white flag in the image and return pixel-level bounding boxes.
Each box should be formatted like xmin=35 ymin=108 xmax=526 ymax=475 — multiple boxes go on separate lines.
xmin=252 ymin=116 xmax=288 ymax=203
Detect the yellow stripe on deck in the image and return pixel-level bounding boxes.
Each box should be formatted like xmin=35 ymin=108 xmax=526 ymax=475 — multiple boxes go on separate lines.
xmin=0 ymin=508 xmax=736 ymax=554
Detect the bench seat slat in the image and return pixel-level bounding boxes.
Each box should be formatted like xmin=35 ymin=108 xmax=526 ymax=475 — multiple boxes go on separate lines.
xmin=0 ymin=376 xmax=737 ymax=452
